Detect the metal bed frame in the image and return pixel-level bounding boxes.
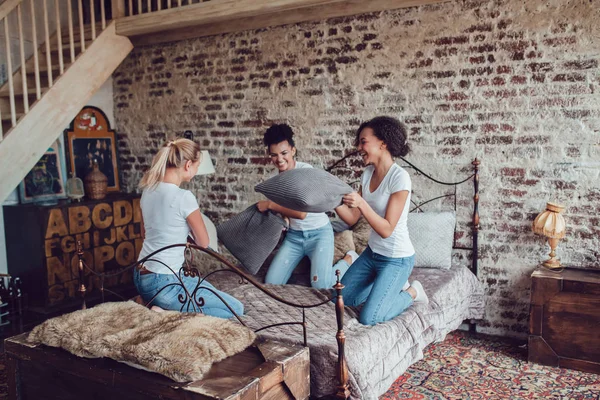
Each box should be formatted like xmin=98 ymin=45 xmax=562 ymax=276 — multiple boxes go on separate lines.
xmin=74 ymin=156 xmax=481 ymax=399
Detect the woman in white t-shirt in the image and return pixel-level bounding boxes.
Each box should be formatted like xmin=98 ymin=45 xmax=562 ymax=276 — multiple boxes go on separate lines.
xmin=258 ymin=124 xmax=357 ymax=289
xmin=134 ymin=138 xmax=243 ymax=318
xmin=335 ymin=116 xmax=428 ymax=326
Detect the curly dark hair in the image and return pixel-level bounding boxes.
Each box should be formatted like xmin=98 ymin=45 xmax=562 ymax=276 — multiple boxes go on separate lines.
xmin=263 ymin=123 xmax=296 ymax=148
xmin=354 ymin=116 xmax=410 ymax=157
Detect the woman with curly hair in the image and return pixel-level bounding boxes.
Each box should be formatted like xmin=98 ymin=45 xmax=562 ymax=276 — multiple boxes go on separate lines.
xmin=335 ymin=116 xmax=428 ymax=326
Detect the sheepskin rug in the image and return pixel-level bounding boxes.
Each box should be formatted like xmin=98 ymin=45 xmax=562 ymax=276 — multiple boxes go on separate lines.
xmin=27 ymin=301 xmax=256 ymax=382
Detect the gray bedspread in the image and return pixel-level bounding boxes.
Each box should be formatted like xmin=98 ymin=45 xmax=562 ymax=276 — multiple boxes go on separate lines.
xmin=223 ymin=265 xmax=484 ymax=399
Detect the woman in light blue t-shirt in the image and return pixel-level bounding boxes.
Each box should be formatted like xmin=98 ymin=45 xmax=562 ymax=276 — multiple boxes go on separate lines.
xmin=258 ymin=124 xmax=357 ymax=289
xmin=135 ymin=138 xmax=243 ymax=318
xmin=335 ymin=117 xmax=428 ymax=326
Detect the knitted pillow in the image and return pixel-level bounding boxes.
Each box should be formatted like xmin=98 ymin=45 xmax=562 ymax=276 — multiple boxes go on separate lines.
xmin=216 ymin=205 xmax=286 ymax=274
xmin=407 ymin=211 xmax=456 ymax=269
xmin=255 ymin=168 xmax=353 ymax=213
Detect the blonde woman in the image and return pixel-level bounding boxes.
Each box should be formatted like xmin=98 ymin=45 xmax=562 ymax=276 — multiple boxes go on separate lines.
xmin=135 ymin=138 xmax=243 ymax=318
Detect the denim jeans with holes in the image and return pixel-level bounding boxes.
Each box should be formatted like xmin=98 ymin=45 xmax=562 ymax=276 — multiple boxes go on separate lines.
xmin=133 ymin=268 xmax=244 ymax=319
xmin=265 ymin=223 xmax=348 ymax=289
xmin=340 ymin=246 xmax=414 ymax=326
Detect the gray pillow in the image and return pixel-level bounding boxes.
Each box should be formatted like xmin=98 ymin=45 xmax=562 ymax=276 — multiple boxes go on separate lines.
xmin=255 ymin=168 xmax=353 ymax=213
xmin=407 ymin=211 xmax=456 ymax=269
xmin=216 ymin=205 xmax=286 ymax=275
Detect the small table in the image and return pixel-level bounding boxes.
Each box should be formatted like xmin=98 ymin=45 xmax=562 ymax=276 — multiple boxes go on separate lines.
xmin=5 ymin=334 xmax=310 ymax=400
xmin=529 ymin=267 xmax=600 ymax=374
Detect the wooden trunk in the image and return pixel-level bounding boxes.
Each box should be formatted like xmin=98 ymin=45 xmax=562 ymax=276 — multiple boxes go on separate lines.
xmin=5 ymin=334 xmax=310 ymax=400
xmin=529 ymin=267 xmax=600 ymax=374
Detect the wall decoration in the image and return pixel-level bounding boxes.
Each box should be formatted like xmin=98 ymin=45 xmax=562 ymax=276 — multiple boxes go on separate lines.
xmin=18 ymin=138 xmax=68 ymax=205
xmin=65 ymin=106 xmax=120 ymax=192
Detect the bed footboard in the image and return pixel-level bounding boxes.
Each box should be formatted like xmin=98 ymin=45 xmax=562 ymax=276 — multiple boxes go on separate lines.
xmin=74 ymin=241 xmax=351 ymax=399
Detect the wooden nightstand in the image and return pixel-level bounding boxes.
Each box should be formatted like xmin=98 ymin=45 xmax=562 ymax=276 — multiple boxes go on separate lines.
xmin=529 ymin=267 xmax=600 ymax=374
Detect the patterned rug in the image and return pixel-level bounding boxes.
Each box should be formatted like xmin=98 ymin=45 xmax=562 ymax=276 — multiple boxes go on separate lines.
xmin=1 ymin=330 xmax=599 ymax=399
xmin=380 ymin=331 xmax=600 ymax=399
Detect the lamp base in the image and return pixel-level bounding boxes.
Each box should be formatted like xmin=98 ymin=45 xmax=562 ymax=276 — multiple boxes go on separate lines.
xmin=542 ymin=258 xmax=562 ymax=270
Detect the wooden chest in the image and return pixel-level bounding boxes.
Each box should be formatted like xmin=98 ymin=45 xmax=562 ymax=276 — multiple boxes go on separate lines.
xmin=3 ymin=193 xmax=141 ymax=313
xmin=5 ymin=334 xmax=310 ymax=400
xmin=529 ymin=267 xmax=600 ymax=373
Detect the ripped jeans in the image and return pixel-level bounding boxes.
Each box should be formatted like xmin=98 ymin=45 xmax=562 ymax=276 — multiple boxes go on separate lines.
xmin=265 ymin=223 xmax=347 ymax=289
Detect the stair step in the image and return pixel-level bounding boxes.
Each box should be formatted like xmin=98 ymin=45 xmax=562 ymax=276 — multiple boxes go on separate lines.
xmin=1 ymin=112 xmax=24 ymax=122
xmin=25 ymin=62 xmax=72 ymax=74
xmin=0 ymin=87 xmax=43 ymax=97
xmin=60 ymin=25 xmax=97 ymax=40
xmin=41 ymin=39 xmax=92 ymax=54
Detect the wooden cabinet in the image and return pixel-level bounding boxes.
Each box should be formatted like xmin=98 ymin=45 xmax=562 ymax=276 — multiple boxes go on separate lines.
xmin=3 ymin=193 xmax=142 ymax=314
xmin=529 ymin=267 xmax=600 ymax=374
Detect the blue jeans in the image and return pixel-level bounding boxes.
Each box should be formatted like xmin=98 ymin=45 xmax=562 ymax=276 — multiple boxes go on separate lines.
xmin=133 ymin=269 xmax=244 ymax=319
xmin=340 ymin=246 xmax=414 ymax=326
xmin=266 ymin=223 xmax=347 ymax=289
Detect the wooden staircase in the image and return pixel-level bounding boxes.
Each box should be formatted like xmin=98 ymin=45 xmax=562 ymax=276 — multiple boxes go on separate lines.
xmin=0 ymin=0 xmax=133 ymax=203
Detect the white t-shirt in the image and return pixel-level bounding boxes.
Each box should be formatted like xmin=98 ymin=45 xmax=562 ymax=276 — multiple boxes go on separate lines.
xmin=288 ymin=161 xmax=330 ymax=231
xmin=138 ymin=182 xmax=199 ymax=274
xmin=361 ymin=163 xmax=414 ymax=258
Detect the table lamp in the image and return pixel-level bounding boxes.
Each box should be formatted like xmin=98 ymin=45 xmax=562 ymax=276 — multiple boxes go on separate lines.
xmin=532 ymin=202 xmax=566 ymax=270
xmin=196 ymin=150 xmax=215 ymax=176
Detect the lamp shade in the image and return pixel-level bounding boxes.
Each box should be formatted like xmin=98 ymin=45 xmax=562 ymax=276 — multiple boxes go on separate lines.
xmin=196 ymin=150 xmax=215 ymax=176
xmin=532 ymin=202 xmax=566 ymax=239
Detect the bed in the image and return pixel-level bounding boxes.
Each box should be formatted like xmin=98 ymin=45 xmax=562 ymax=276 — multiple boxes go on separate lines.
xmin=27 ymin=157 xmax=485 ymax=400
xmin=207 ymin=156 xmax=485 ymax=399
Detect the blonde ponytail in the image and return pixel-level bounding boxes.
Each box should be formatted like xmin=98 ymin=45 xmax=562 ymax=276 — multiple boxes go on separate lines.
xmin=139 ymin=138 xmax=201 ymax=189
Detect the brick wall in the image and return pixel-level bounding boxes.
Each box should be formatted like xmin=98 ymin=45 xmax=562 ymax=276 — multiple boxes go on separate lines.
xmin=113 ymin=0 xmax=600 ymax=337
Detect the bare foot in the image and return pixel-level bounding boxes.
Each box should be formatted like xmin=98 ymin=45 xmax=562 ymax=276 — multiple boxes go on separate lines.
xmin=151 ymin=305 xmax=166 ymax=313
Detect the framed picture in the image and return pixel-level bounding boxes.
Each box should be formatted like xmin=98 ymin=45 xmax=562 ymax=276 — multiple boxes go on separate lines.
xmin=19 ymin=138 xmax=68 ymax=204
xmin=65 ymin=106 xmax=120 ymax=192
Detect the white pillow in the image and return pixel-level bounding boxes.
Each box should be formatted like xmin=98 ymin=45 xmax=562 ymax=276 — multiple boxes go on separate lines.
xmin=407 ymin=211 xmax=456 ymax=269
xmin=201 ymin=213 xmax=219 ymax=253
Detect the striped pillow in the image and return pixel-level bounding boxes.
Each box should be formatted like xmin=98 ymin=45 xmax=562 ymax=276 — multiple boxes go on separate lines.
xmin=255 ymin=168 xmax=353 ymax=212
xmin=216 ymin=205 xmax=286 ymax=275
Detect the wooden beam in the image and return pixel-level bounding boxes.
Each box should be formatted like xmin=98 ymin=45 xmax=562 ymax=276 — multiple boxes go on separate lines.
xmin=118 ymin=0 xmax=449 ymax=44
xmin=0 ymin=22 xmax=133 ymax=204
xmin=0 ymin=0 xmax=22 ymax=21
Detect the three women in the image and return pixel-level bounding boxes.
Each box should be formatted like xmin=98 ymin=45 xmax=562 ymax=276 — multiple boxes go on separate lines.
xmin=135 ymin=116 xmax=427 ymax=326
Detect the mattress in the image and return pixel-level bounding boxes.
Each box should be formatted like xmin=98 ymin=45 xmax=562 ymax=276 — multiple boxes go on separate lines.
xmin=221 ymin=264 xmax=485 ymax=399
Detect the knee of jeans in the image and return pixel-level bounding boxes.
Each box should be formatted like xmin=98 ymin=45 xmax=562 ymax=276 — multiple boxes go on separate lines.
xmin=310 ymin=275 xmax=331 ymax=290
xmin=359 ymin=312 xmax=381 ymax=326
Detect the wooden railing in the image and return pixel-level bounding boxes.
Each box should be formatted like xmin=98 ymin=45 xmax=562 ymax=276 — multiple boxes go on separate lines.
xmin=124 ymin=0 xmax=210 ymax=17
xmin=0 ymin=0 xmax=214 ymax=139
xmin=0 ymin=0 xmax=120 ymax=139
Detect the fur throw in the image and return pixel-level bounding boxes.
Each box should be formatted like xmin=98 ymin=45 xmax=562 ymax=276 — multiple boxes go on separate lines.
xmin=28 ymin=301 xmax=256 ymax=382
